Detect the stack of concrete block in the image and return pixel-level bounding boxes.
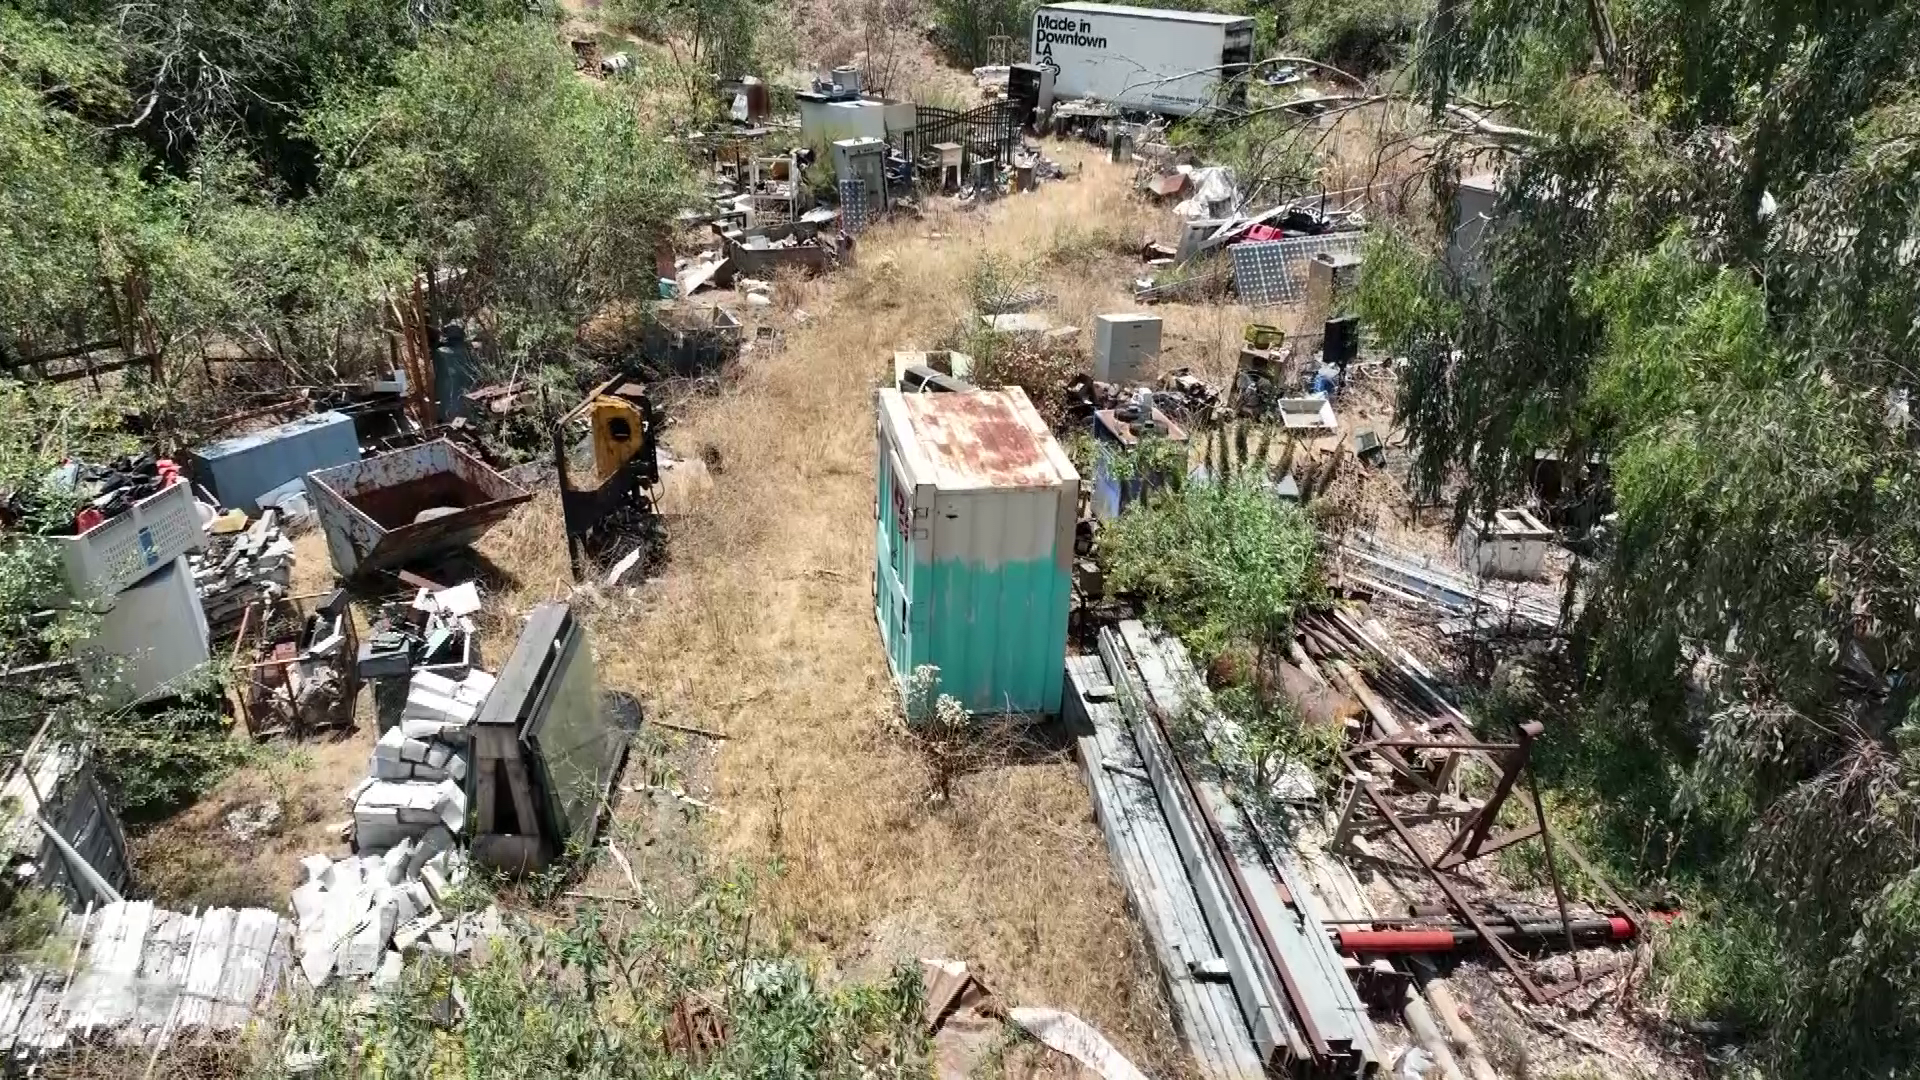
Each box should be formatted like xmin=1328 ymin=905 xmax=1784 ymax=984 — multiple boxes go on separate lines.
xmin=191 ymin=510 xmax=296 ymax=636
xmin=349 ymin=667 xmax=493 ymax=850
xmin=290 ymin=832 xmax=497 ymax=987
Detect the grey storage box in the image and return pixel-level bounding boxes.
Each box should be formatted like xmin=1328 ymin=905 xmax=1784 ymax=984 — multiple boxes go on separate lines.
xmin=189 ymin=411 xmax=360 ymax=513
xmin=1093 ymin=314 xmax=1163 ymax=384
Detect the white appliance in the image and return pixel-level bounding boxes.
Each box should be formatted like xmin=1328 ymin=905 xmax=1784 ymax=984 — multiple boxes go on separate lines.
xmin=80 ymin=555 xmax=210 ymax=705
xmin=1093 ymin=313 xmax=1163 ymax=384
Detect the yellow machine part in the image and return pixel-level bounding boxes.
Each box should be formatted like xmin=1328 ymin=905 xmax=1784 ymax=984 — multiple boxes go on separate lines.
xmin=589 ymin=398 xmax=647 ymax=482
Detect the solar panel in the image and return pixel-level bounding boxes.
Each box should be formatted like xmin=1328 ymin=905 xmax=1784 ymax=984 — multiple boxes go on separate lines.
xmin=1229 ymin=232 xmax=1365 ymax=307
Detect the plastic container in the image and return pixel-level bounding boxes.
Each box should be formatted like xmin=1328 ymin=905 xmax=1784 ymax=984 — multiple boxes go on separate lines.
xmin=56 ymin=480 xmax=203 ymax=600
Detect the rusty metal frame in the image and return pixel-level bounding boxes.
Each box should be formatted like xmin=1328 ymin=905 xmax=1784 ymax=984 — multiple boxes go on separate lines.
xmin=1336 ymin=722 xmax=1626 ymax=1005
xmin=231 ymin=592 xmax=361 ymax=738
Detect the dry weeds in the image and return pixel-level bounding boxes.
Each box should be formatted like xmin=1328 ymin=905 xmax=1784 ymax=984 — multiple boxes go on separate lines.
xmin=468 ymin=146 xmax=1257 ymax=1072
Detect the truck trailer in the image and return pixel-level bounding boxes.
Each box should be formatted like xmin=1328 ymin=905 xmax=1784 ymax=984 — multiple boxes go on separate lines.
xmin=1030 ymin=2 xmax=1254 ymax=117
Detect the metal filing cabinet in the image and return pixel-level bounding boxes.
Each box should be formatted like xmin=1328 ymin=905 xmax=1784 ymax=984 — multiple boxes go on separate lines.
xmin=1093 ymin=313 xmax=1163 ymax=384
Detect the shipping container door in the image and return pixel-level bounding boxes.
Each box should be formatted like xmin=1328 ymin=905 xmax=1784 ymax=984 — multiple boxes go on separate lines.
xmin=875 ymin=445 xmax=933 ymax=685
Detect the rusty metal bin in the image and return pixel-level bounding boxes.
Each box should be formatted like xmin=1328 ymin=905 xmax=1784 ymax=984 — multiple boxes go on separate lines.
xmin=306 ymin=439 xmax=532 ymax=578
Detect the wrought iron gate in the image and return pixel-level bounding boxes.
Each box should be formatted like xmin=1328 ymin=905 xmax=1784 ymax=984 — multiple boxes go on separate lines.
xmin=905 ymin=101 xmax=1021 ymax=168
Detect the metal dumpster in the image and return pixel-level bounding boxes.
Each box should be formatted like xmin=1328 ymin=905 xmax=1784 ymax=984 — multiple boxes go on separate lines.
xmin=307 ymin=440 xmax=532 ymax=577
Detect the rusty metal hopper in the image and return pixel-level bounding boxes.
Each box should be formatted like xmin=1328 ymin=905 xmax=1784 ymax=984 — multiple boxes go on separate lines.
xmin=307 ymin=440 xmax=532 ymax=578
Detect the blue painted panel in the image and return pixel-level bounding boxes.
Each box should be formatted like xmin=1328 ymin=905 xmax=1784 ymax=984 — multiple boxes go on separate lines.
xmin=189 ymin=411 xmax=360 ymax=513
xmin=927 ymin=552 xmax=1069 ymax=715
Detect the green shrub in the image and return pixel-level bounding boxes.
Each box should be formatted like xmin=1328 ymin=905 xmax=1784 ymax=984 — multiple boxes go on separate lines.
xmin=1101 ymin=474 xmax=1318 ymax=662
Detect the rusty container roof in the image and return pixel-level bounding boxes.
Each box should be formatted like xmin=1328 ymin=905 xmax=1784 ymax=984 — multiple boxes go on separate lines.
xmin=884 ymin=387 xmax=1077 ymax=492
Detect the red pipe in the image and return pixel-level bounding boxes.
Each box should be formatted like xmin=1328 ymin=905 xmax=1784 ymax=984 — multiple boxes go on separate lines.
xmin=1334 ymin=916 xmax=1636 ymax=955
xmin=1336 ymin=929 xmax=1458 ymax=953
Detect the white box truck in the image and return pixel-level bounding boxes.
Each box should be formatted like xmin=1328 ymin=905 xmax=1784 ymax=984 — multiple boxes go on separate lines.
xmin=1030 ymin=2 xmax=1254 ymax=117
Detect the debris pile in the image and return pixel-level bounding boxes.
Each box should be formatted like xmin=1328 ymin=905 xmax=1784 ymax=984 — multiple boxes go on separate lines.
xmin=349 ymin=667 xmax=492 ymax=850
xmin=236 ymin=590 xmax=355 ymax=734
xmin=191 ymin=508 xmax=295 ymax=636
xmin=35 ymin=454 xmax=183 ymax=534
xmin=357 ymin=583 xmax=480 ymax=681
xmin=290 ymin=840 xmax=498 ymax=988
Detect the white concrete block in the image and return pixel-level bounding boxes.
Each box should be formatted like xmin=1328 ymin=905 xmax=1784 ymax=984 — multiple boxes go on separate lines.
xmin=379 ymin=840 xmax=413 ymax=885
xmin=337 ymin=899 xmax=398 ymax=977
xmin=394 ymin=911 xmax=441 ymax=953
xmin=291 ymin=881 xmax=327 ymax=926
xmin=373 ymin=950 xmax=404 ymax=993
xmin=410 ymin=671 xmax=459 ymax=699
xmin=402 ymin=717 xmax=447 ymax=740
xmin=300 ymin=854 xmax=333 ymax=884
xmin=300 ymin=939 xmax=339 ymax=988
xmin=404 ymin=689 xmax=475 ymax=726
xmin=426 ymin=929 xmax=457 ymax=956
xmin=345 ymin=775 xmax=375 ymax=804
xmin=412 ymin=765 xmax=447 ymax=783
xmin=421 ymin=865 xmax=451 ymax=905
xmin=435 ymin=779 xmax=467 ymax=833
xmin=354 ymin=821 xmax=408 ymax=851
xmin=400 ymin=737 xmax=430 ymax=763
xmin=393 ymin=886 xmax=419 ymax=927
xmin=447 ymin=754 xmax=467 ymax=782
xmin=425 ymin=742 xmax=452 ymax=769
xmin=456 ymin=669 xmax=496 ymax=704
xmin=406 ymin=825 xmax=454 ymax=879
xmin=374 ymin=725 xmax=407 ymax=761
xmin=372 ymin=756 xmax=414 ymax=780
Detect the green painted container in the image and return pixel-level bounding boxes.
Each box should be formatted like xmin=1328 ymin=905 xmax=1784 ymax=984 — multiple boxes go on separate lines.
xmin=875 ymin=387 xmax=1079 ymax=717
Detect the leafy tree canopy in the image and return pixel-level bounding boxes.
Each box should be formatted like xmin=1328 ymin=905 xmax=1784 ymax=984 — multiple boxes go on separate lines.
xmin=1361 ymin=1 xmax=1920 ymax=1070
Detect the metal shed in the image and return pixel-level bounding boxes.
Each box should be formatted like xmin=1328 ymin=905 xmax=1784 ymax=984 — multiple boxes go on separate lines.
xmin=874 ymin=387 xmax=1078 ymax=717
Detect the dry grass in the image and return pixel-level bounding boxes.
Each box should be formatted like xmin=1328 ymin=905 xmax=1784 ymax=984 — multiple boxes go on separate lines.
xmin=467 ymin=146 xmax=1268 ymax=1072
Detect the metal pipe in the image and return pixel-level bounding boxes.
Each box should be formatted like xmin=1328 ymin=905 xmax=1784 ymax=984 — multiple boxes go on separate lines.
xmin=1334 ymin=917 xmax=1633 ymax=954
xmin=36 ymin=814 xmax=123 ymax=905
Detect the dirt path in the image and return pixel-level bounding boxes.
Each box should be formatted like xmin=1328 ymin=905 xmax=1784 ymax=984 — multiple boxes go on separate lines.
xmin=475 ymin=146 xmax=1293 ymax=1071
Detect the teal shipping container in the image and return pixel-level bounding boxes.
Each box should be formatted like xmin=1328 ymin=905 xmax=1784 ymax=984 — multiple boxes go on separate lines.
xmin=874 ymin=387 xmax=1079 ymax=717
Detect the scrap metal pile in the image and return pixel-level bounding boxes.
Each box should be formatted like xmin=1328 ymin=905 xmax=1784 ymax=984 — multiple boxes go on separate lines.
xmin=1293 ymin=607 xmax=1642 ymax=1004
xmin=1066 ymin=621 xmax=1385 ymax=1079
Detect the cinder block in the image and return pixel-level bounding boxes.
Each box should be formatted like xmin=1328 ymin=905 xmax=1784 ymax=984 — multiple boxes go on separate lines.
xmin=374 ymin=725 xmax=407 ymax=761
xmin=400 ymin=738 xmax=430 ymax=763
xmin=395 ymin=911 xmax=442 ymax=952
xmin=410 ymin=671 xmax=459 ymax=699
